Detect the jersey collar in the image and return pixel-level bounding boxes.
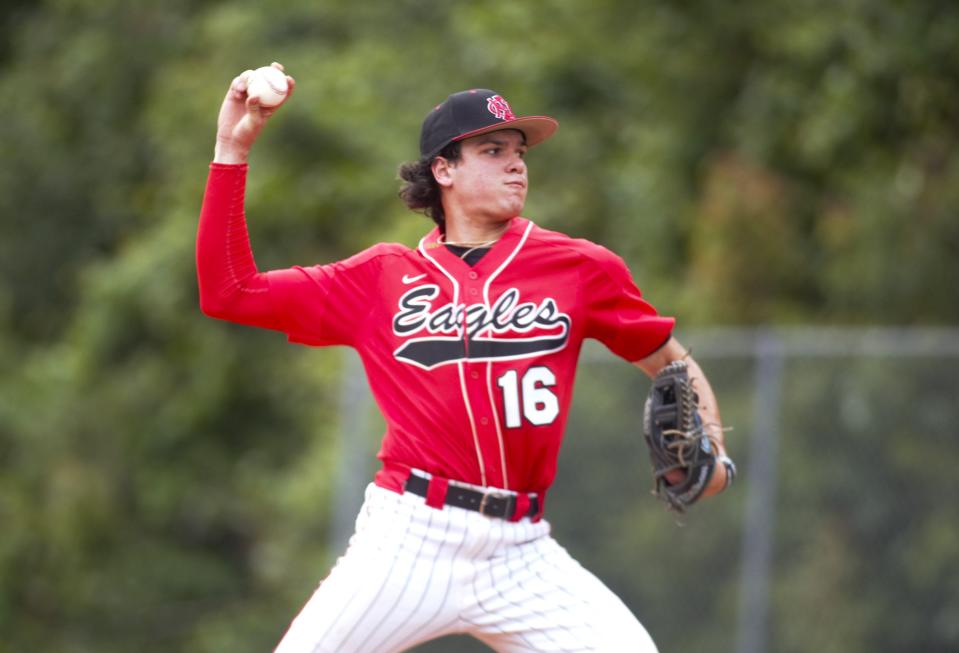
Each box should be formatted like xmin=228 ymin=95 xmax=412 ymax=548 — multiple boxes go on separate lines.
xmin=420 ymin=217 xmax=531 ymax=278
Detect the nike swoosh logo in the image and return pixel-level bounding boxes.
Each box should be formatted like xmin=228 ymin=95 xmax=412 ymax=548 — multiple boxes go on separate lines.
xmin=402 ymin=273 xmax=427 ymax=284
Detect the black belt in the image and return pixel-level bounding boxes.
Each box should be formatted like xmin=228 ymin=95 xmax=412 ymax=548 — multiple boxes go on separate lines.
xmin=405 ymin=473 xmax=540 ymax=520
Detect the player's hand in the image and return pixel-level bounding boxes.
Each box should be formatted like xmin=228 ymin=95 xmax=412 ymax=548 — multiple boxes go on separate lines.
xmin=659 ymin=451 xmax=728 ymax=497
xmin=214 ymin=62 xmax=295 ymax=164
xmin=663 ymin=425 xmax=730 ymax=498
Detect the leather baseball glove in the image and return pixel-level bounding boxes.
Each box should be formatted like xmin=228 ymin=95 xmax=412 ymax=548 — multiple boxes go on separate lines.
xmin=643 ymin=360 xmax=731 ymax=513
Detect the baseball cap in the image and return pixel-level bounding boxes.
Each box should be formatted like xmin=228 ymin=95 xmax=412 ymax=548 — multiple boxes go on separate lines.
xmin=419 ymin=89 xmax=559 ymax=159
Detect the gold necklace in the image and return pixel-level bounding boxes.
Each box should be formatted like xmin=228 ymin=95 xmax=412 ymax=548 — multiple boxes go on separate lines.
xmin=439 ymin=235 xmax=499 ymax=259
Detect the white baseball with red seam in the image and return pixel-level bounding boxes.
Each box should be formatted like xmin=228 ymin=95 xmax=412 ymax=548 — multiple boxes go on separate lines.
xmin=247 ymin=66 xmax=289 ymax=107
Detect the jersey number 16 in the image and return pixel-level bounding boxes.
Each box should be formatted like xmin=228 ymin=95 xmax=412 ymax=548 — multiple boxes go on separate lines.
xmin=496 ymin=367 xmax=559 ymax=428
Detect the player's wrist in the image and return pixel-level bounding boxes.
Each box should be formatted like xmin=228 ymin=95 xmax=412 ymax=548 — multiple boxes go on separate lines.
xmin=214 ymin=139 xmax=250 ymax=164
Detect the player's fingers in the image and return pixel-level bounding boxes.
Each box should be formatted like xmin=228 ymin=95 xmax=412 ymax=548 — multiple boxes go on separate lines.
xmin=229 ymin=70 xmax=255 ymax=101
xmin=245 ymin=94 xmax=267 ymax=123
xmin=271 ymin=61 xmax=285 ymax=72
xmin=228 ymin=77 xmax=243 ymax=100
xmin=235 ymin=70 xmax=255 ymax=92
xmin=665 ymin=469 xmax=685 ymax=485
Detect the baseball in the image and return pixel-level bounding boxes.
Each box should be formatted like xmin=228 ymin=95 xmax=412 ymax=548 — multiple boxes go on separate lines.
xmin=247 ymin=66 xmax=289 ymax=107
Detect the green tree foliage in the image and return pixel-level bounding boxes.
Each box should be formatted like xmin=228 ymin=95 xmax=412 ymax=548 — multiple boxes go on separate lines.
xmin=1 ymin=0 xmax=957 ymax=651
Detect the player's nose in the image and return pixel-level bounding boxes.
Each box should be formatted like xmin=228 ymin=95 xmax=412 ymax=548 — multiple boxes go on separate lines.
xmin=506 ymin=153 xmax=526 ymax=174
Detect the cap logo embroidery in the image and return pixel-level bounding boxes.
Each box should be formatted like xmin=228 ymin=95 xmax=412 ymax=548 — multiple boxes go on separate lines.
xmin=487 ymin=95 xmax=516 ymax=121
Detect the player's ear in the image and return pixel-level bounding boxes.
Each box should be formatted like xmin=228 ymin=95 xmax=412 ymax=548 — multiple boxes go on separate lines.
xmin=431 ymin=156 xmax=455 ymax=188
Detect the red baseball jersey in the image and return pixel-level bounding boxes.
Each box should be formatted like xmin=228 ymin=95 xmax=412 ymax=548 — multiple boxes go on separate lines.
xmin=198 ymin=163 xmax=674 ymax=496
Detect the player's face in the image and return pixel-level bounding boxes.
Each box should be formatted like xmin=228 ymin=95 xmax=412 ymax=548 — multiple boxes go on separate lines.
xmin=443 ymin=130 xmax=529 ymax=224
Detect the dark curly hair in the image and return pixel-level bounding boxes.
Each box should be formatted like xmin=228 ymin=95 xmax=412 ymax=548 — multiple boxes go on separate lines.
xmin=397 ymin=141 xmax=462 ymax=230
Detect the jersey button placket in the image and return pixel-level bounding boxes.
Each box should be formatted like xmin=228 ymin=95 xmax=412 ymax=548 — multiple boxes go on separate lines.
xmin=463 ymin=275 xmax=500 ymax=484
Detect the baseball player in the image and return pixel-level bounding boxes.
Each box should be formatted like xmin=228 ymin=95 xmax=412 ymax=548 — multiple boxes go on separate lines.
xmin=197 ymin=63 xmax=732 ymax=652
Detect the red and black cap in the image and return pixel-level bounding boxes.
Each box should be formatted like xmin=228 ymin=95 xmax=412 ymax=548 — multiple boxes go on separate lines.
xmin=419 ymin=89 xmax=559 ymax=159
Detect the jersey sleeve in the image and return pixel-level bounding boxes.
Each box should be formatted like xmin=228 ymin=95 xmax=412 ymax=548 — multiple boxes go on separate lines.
xmin=197 ymin=163 xmax=286 ymax=332
xmin=267 ymin=246 xmax=389 ymax=347
xmin=583 ymin=248 xmax=675 ymax=362
xmin=196 ymin=161 xmax=385 ymax=347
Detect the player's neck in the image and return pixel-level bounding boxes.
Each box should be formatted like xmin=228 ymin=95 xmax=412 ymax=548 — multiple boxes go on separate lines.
xmin=443 ymin=216 xmax=512 ymax=247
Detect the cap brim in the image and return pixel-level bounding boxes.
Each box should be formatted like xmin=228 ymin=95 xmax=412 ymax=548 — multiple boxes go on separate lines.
xmin=452 ymin=115 xmax=559 ymax=149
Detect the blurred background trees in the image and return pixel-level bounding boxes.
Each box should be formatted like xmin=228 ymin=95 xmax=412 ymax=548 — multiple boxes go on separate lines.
xmin=1 ymin=0 xmax=957 ymax=651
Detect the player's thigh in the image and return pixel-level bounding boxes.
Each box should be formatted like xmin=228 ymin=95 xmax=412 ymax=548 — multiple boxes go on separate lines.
xmin=275 ymin=551 xmax=444 ymax=653
xmin=274 ymin=489 xmax=459 ymax=653
xmin=470 ymin=535 xmax=658 ymax=653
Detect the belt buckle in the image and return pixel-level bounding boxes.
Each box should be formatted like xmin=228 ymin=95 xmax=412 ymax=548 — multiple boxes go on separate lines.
xmin=478 ymin=488 xmax=514 ymax=518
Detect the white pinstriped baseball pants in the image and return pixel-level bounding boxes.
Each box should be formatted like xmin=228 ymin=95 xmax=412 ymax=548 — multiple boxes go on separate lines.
xmin=274 ymin=484 xmax=658 ymax=653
